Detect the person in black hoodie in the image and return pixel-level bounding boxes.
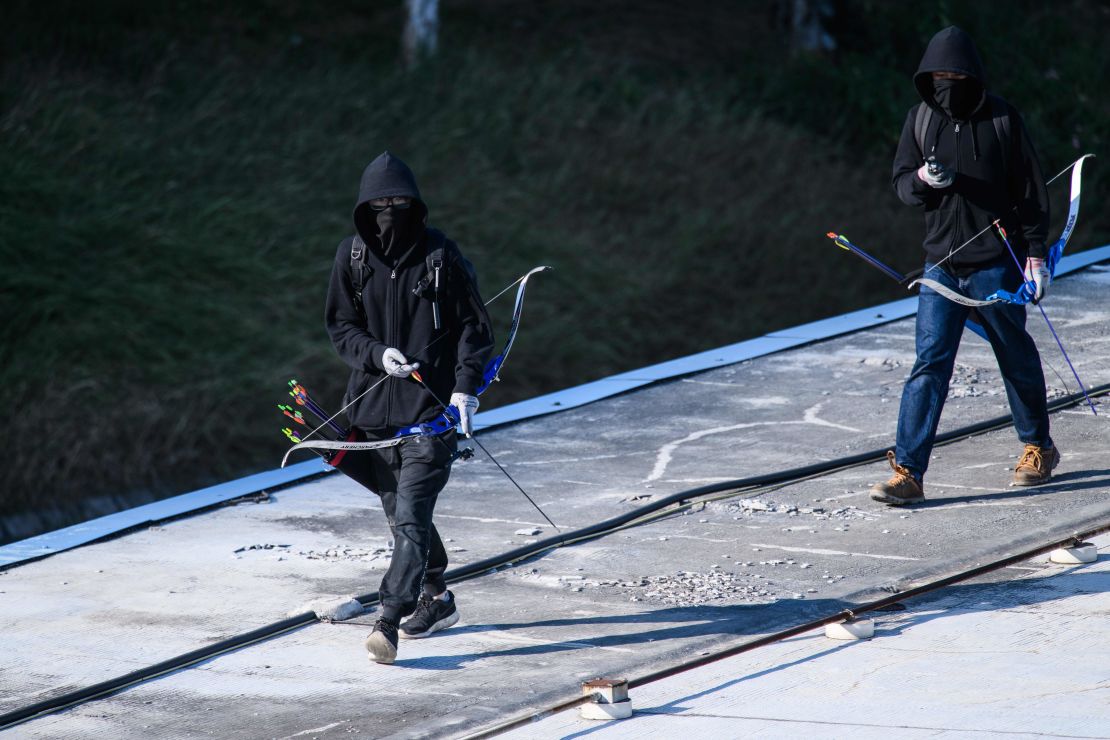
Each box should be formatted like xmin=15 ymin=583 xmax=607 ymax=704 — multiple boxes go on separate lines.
xmin=325 ymin=151 xmax=495 ymax=663
xmin=872 ymin=26 xmax=1059 ymax=506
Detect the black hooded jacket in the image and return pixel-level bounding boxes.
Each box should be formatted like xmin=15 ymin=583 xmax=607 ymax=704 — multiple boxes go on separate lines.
xmin=324 ymin=152 xmax=495 ymax=436
xmin=892 ymin=26 xmax=1050 ymax=272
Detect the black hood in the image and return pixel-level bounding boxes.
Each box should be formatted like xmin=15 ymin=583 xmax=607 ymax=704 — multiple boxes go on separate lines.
xmin=352 ymin=151 xmax=428 ymax=250
xmin=913 ymin=26 xmax=987 ymax=119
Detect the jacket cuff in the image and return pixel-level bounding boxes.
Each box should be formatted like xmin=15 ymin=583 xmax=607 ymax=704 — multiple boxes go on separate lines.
xmin=369 ymin=343 xmax=388 ymax=372
xmin=1026 ymin=242 xmax=1047 ymax=259
xmin=911 ymin=172 xmax=933 ymax=196
xmin=453 ymin=373 xmax=483 ymax=397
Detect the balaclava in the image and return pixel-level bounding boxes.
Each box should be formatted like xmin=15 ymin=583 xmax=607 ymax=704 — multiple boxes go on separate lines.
xmin=933 ymin=77 xmax=981 ymax=121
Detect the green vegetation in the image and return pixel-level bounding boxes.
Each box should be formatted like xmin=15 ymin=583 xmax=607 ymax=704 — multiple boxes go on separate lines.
xmin=2 ymin=1 xmax=1107 ymax=540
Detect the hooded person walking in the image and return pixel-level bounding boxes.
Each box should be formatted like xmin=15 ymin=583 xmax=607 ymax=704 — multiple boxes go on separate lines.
xmin=873 ymin=26 xmax=1057 ymax=505
xmin=324 ymin=152 xmax=495 ymax=663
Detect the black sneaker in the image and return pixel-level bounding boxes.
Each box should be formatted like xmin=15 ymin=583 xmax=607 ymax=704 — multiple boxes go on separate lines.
xmin=400 ymin=591 xmax=460 ymax=639
xmin=365 ymin=618 xmax=399 ymax=664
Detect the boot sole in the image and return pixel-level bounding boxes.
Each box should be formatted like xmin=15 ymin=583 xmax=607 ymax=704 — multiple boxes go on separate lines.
xmin=365 ymin=633 xmax=397 ymax=664
xmin=1011 ymin=475 xmax=1053 ymax=487
xmin=870 ymin=490 xmax=924 ymax=506
xmin=400 ymin=610 xmax=459 ymax=640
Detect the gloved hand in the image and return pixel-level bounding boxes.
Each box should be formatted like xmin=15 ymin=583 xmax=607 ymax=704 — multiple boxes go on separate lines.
xmin=917 ymin=158 xmax=954 ymax=189
xmin=381 ymin=347 xmax=415 ymax=378
xmin=449 ymin=393 xmax=479 ymax=437
xmin=1024 ymin=257 xmax=1050 ymax=303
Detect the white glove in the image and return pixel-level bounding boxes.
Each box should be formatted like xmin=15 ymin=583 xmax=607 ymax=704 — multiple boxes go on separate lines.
xmin=450 ymin=393 xmax=479 ymax=437
xmin=917 ymin=158 xmax=954 ymax=188
xmin=382 ymin=347 xmax=414 ymax=378
xmin=1024 ymin=257 xmax=1050 ymax=303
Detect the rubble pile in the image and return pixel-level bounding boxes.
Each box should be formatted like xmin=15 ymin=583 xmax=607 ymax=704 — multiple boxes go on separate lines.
xmin=721 ymin=498 xmax=873 ymax=522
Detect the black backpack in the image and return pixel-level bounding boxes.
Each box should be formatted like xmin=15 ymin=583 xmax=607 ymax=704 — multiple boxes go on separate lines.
xmin=349 ymin=230 xmax=478 ymax=330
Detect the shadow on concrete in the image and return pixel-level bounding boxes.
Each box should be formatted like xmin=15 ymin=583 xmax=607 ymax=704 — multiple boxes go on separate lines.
xmin=922 ymin=467 xmax=1110 ymax=506
xmin=549 ymin=564 xmax=1109 ymax=738
xmin=557 ymin=636 xmax=854 ymax=739
xmin=392 ymin=598 xmax=854 ymax=670
xmin=395 ymin=561 xmax=1107 ymax=676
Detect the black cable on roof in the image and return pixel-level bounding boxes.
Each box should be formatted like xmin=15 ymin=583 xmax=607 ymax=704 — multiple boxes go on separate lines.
xmin=460 ymin=518 xmax=1110 ymax=740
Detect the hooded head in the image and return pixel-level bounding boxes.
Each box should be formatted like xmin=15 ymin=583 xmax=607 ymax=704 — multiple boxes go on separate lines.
xmin=913 ymin=26 xmax=987 ymax=122
xmin=353 ymin=151 xmax=428 ymax=257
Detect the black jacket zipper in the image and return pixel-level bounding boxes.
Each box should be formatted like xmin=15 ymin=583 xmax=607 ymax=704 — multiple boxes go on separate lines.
xmin=947 ymin=122 xmax=963 ymax=269
xmin=385 ymin=266 xmax=397 ymax=427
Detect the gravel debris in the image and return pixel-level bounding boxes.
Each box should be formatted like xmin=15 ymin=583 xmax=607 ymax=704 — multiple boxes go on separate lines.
xmin=542 ymin=569 xmax=792 ymax=607
xmin=723 ymin=498 xmax=876 ymax=522
xmin=233 ymin=543 xmax=291 ymax=554
xmin=296 ymin=545 xmax=390 ymax=562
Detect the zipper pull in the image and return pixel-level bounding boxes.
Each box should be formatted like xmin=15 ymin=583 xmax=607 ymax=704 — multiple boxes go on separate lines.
xmin=391 ymin=269 xmax=396 ymax=279
xmin=954 ymin=123 xmax=960 ymax=134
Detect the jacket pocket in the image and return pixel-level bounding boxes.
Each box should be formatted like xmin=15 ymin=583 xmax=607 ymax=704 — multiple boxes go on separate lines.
xmin=345 ymin=370 xmax=387 ymax=430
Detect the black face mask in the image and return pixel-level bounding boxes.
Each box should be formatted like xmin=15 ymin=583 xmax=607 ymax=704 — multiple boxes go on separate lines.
xmin=933 ymin=78 xmax=980 ymax=121
xmin=375 ymin=205 xmax=416 ymax=255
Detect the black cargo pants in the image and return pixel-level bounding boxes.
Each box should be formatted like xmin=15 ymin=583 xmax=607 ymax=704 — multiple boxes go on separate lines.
xmin=329 ymin=429 xmax=456 ymax=623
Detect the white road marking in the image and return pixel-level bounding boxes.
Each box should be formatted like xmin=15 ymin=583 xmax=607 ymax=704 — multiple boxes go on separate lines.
xmin=436 ymin=514 xmax=548 ymax=526
xmin=643 ymin=422 xmax=769 ymax=483
xmin=285 ymin=722 xmax=346 ymax=738
xmin=643 ymin=411 xmax=861 ymax=483
xmin=748 ymin=543 xmax=920 ymax=561
xmin=802 ymin=401 xmax=863 ymax=432
xmin=642 ymin=534 xmax=733 ymax=544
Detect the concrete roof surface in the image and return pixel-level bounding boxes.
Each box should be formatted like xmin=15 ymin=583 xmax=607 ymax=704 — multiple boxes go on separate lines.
xmin=1 ymin=263 xmax=1108 ymax=739
xmin=511 ymin=532 xmax=1110 ymax=739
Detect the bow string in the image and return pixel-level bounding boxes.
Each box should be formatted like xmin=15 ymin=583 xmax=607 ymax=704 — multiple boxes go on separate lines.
xmin=909 ymin=154 xmax=1092 ymax=307
xmin=281 ymin=266 xmax=551 ymax=466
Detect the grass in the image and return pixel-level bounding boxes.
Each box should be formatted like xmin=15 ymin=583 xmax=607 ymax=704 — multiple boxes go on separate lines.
xmin=1 ymin=0 xmax=1107 ymax=540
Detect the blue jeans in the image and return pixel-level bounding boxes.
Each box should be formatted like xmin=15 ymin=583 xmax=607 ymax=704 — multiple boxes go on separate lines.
xmin=895 ymin=262 xmax=1051 ymax=480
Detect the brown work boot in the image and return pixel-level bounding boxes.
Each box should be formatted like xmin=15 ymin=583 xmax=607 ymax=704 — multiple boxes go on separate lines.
xmin=1012 ymin=443 xmax=1060 ymax=486
xmin=870 ymin=451 xmax=925 ymax=505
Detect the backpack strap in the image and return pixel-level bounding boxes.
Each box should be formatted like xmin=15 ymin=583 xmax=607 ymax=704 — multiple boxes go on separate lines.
xmin=410 ymin=230 xmax=450 ymax=330
xmin=349 ymin=235 xmax=371 ymax=314
xmin=986 ymin=94 xmax=1022 ymax=209
xmin=410 ymin=231 xmax=482 ymax=331
xmin=988 ymin=94 xmax=1012 ymax=177
xmin=914 ymin=102 xmax=933 ymax=157
xmin=427 ymin=232 xmax=446 ymax=330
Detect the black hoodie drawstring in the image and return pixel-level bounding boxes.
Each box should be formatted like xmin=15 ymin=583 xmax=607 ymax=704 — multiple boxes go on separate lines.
xmin=933 ymin=114 xmax=979 ymax=163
